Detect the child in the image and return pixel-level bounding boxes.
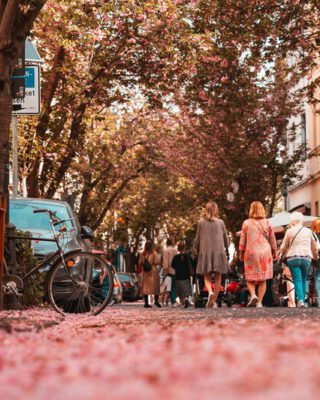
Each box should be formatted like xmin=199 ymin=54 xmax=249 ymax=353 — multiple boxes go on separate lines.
xmin=160 ymin=270 xmax=172 ymax=306
xmin=171 ymin=242 xmax=192 ymax=308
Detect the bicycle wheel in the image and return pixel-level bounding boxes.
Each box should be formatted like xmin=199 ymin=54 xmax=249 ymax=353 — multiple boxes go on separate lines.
xmin=47 ymin=251 xmax=113 ymax=315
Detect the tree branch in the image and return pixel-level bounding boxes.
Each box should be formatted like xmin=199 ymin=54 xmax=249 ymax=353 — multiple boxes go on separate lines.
xmin=91 ymin=168 xmax=145 ymax=231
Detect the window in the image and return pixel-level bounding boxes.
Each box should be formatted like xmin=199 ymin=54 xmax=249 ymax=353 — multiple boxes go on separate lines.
xmin=9 ymin=200 xmax=74 ymax=231
xmin=290 ymin=123 xmax=296 ymax=153
xmin=300 ymin=113 xmax=306 ymax=146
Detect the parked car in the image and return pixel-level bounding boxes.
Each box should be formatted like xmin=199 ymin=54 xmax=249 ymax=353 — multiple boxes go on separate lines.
xmin=9 ymin=197 xmax=93 ymax=264
xmin=111 ymin=269 xmax=123 ymax=304
xmin=118 ymin=272 xmax=140 ymax=301
xmin=128 ymin=272 xmax=142 ymax=299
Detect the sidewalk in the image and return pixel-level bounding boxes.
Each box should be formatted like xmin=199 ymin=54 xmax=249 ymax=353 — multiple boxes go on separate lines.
xmin=1 ymin=305 xmax=320 ymax=400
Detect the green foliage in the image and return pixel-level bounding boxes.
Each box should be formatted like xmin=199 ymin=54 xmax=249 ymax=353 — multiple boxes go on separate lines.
xmin=14 ymin=231 xmax=44 ymax=306
xmin=98 ymin=170 xmax=204 ymax=249
xmin=14 ymin=0 xmax=320 ymax=243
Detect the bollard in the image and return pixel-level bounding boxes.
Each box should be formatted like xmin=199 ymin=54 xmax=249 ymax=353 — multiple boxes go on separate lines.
xmin=0 ymin=195 xmax=7 ymax=310
xmin=6 ymin=223 xmax=17 ymax=275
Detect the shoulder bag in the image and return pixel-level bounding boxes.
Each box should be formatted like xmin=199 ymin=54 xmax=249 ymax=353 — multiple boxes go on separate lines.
xmin=280 ymin=226 xmax=304 ymax=266
xmin=143 ymin=254 xmax=152 ymax=272
xmin=254 ymin=220 xmax=272 ymax=243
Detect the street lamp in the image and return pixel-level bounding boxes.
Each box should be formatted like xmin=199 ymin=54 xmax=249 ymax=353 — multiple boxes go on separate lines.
xmin=281 ymin=176 xmax=289 ymax=211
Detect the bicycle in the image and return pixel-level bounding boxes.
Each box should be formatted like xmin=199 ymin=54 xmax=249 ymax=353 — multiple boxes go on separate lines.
xmin=2 ymin=208 xmax=114 ymax=315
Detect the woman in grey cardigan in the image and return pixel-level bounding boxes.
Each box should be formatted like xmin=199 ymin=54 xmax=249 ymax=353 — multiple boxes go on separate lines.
xmin=194 ymin=201 xmax=229 ymax=308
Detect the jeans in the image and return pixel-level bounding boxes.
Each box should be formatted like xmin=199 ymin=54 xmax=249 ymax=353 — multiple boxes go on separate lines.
xmin=287 ymin=258 xmax=312 ymax=303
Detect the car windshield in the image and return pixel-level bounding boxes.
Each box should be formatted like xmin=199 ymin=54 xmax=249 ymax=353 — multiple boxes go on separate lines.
xmin=10 ymin=200 xmax=74 ymax=232
xmin=118 ymin=274 xmax=131 ymax=282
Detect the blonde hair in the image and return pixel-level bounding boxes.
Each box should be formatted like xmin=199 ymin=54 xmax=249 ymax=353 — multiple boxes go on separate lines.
xmin=312 ymin=219 xmax=320 ymax=233
xmin=249 ymin=201 xmax=266 ymax=219
xmin=202 ymin=201 xmax=219 ymax=221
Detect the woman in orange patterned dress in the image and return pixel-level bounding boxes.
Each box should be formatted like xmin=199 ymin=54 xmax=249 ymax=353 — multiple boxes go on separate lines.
xmin=239 ymin=201 xmax=277 ymax=307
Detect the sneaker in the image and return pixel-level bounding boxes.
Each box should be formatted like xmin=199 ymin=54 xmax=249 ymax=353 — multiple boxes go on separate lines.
xmin=247 ymin=295 xmax=258 ymax=307
xmin=154 ymin=302 xmax=162 ymax=308
xmin=256 ymin=303 xmax=263 ymax=308
xmin=206 ymin=293 xmax=215 ymax=308
xmin=144 ymin=304 xmax=152 ymax=308
xmin=171 ymin=302 xmax=179 ymax=308
xmin=297 ymin=300 xmax=305 ymax=308
xmin=213 ymin=302 xmax=218 ymax=309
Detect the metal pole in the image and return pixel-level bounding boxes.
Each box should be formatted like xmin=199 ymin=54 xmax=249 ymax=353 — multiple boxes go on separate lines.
xmin=0 ymin=196 xmax=7 ymax=310
xmin=12 ymin=115 xmax=18 ymax=197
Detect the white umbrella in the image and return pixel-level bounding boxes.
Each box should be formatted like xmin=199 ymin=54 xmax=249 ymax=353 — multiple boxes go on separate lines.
xmin=268 ymin=211 xmax=317 ymax=233
xmin=236 ymin=211 xmax=318 ymax=235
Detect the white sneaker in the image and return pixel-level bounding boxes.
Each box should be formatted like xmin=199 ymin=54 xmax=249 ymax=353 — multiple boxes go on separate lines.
xmin=247 ymin=295 xmax=258 ymax=307
xmin=256 ymin=303 xmax=263 ymax=308
xmin=171 ymin=302 xmax=179 ymax=308
xmin=297 ymin=300 xmax=305 ymax=308
xmin=213 ymin=302 xmax=218 ymax=309
xmin=206 ymin=293 xmax=215 ymax=308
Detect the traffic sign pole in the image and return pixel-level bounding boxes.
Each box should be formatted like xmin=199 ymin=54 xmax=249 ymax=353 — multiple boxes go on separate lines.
xmin=12 ymin=115 xmax=18 ymax=197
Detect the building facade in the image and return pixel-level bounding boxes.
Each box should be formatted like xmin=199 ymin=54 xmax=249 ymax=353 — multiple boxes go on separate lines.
xmin=287 ymin=67 xmax=320 ymax=216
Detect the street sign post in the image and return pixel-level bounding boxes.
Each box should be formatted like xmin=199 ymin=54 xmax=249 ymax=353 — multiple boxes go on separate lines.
xmin=12 ymin=65 xmax=41 ymax=115
xmin=11 ymin=45 xmax=26 ymax=99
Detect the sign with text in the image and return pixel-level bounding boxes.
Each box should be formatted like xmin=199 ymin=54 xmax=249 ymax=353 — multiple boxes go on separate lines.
xmin=13 ymin=65 xmax=40 ymax=115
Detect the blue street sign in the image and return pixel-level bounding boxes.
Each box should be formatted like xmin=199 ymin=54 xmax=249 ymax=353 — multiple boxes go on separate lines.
xmin=25 ymin=67 xmax=35 ymax=89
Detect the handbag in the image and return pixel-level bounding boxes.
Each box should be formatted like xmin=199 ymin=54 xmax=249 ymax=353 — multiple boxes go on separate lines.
xmin=143 ymin=255 xmax=152 ymax=272
xmin=254 ymin=221 xmax=282 ymax=274
xmin=280 ymin=226 xmax=304 ymax=266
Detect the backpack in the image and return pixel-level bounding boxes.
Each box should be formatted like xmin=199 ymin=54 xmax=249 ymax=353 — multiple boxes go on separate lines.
xmin=143 ymin=254 xmax=152 ymax=272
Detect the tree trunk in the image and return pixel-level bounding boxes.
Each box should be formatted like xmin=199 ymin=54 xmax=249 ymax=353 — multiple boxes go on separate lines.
xmin=0 ymin=85 xmax=12 ymax=195
xmin=0 ymin=0 xmax=47 ymax=309
xmin=91 ymin=171 xmax=144 ymax=232
xmin=26 ymin=156 xmax=40 ymax=197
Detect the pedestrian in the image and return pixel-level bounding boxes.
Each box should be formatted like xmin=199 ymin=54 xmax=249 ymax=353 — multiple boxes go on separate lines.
xmin=160 ymin=272 xmax=171 ymax=306
xmin=239 ymin=201 xmax=277 ymax=308
xmin=138 ymin=241 xmax=161 ymax=308
xmin=130 ymin=246 xmax=140 ymax=273
xmin=100 ymin=253 xmax=114 ymax=298
xmin=163 ymin=237 xmax=178 ymax=307
xmin=171 ymin=241 xmax=192 ymax=308
xmin=194 ymin=201 xmax=229 ymax=308
xmin=311 ymin=219 xmax=320 ymax=306
xmin=280 ymin=212 xmax=319 ymax=307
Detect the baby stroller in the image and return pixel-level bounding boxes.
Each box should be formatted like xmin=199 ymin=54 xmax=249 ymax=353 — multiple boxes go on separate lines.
xmin=274 ymin=262 xmax=317 ymax=307
xmin=193 ymin=273 xmax=234 ymax=308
